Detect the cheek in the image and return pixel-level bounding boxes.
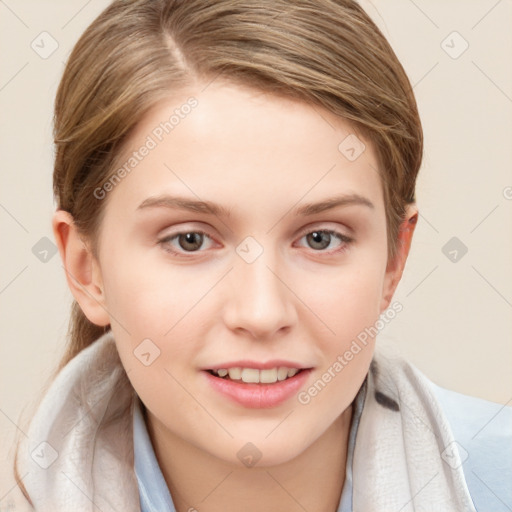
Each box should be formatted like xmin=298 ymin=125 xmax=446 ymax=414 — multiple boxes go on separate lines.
xmin=299 ymin=258 xmax=385 ymax=340
xmin=100 ymin=246 xmax=213 ymax=392
xmin=296 ymin=267 xmax=381 ymax=412
xmin=101 ymin=244 xmax=210 ymax=338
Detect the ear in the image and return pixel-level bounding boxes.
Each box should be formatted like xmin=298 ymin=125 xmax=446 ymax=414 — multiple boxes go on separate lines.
xmin=52 ymin=210 xmax=110 ymax=326
xmin=380 ymin=204 xmax=418 ymax=313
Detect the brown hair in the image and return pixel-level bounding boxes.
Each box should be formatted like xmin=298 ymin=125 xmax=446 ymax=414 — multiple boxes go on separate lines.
xmin=14 ymin=0 xmax=422 ymax=503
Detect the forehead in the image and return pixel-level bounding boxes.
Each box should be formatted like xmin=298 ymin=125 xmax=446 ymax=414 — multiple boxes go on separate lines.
xmin=105 ymin=80 xmax=384 ymax=218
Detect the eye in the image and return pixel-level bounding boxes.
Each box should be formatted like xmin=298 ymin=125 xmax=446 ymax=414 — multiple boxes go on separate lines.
xmin=158 ymin=230 xmax=215 ymax=256
xmin=158 ymin=227 xmax=353 ymax=258
xmin=296 ymin=229 xmax=353 ymax=254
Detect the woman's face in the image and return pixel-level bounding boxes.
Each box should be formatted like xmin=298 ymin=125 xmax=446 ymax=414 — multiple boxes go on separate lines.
xmin=92 ymin=80 xmax=402 ymax=466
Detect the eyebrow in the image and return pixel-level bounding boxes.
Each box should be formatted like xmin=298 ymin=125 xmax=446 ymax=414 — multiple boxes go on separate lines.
xmin=294 ymin=193 xmax=374 ymax=216
xmin=136 ymin=193 xmax=374 ymax=217
xmin=137 ymin=195 xmax=232 ymax=217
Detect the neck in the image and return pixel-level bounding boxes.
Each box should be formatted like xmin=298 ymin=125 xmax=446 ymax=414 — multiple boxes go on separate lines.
xmin=146 ymin=404 xmax=353 ymax=512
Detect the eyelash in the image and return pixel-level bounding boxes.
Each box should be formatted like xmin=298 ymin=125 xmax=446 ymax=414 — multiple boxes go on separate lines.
xmin=157 ymin=228 xmax=354 ymax=258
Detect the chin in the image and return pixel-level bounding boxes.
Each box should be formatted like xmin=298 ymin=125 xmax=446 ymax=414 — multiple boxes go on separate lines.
xmin=223 ymin=433 xmax=311 ymax=469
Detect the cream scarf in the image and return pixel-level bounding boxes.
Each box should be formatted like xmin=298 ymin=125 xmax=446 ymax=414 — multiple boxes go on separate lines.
xmin=16 ymin=331 xmax=476 ymax=511
xmin=353 ymin=352 xmax=476 ymax=511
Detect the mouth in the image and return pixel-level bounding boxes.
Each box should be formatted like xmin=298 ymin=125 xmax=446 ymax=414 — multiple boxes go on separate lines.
xmin=205 ymin=367 xmax=307 ymax=384
xmin=203 ymin=366 xmax=313 ymax=408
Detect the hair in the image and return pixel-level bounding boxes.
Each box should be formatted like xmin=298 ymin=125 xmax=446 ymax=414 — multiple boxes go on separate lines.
xmin=14 ymin=0 xmax=422 ymax=503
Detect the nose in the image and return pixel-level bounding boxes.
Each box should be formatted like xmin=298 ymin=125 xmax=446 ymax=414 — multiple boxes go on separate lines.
xmin=222 ymin=248 xmax=297 ymax=340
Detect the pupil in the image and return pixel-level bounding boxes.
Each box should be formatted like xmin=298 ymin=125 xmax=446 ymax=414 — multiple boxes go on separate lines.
xmin=180 ymin=232 xmax=203 ymax=251
xmin=308 ymin=231 xmax=330 ymax=250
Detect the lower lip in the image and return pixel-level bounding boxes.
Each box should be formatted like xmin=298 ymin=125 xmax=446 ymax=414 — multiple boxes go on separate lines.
xmin=203 ymin=369 xmax=312 ymax=408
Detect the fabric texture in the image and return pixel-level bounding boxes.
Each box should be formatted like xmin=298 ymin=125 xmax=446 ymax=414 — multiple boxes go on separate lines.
xmin=352 ymin=351 xmax=476 ymax=511
xmin=429 ymin=382 xmax=512 ymax=511
xmin=14 ymin=330 xmax=508 ymax=511
xmin=17 ymin=332 xmax=139 ymax=512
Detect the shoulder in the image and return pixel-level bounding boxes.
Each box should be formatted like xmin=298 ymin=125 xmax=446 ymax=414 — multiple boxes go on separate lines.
xmin=429 ymin=380 xmax=512 ymax=512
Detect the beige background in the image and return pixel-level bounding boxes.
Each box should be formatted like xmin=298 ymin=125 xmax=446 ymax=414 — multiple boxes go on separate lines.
xmin=1 ymin=0 xmax=511 ymax=506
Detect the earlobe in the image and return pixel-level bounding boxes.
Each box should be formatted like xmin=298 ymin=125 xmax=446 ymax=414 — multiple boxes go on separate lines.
xmin=379 ymin=206 xmax=418 ymax=313
xmin=52 ymin=210 xmax=110 ymax=327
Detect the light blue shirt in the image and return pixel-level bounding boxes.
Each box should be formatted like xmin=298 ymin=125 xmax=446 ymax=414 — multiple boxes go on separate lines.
xmin=430 ymin=382 xmax=512 ymax=511
xmin=133 ymin=382 xmax=512 ymax=511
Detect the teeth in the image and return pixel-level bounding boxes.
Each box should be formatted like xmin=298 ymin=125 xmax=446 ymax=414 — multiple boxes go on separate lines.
xmin=228 ymin=367 xmax=242 ymax=380
xmin=260 ymin=369 xmax=277 ymax=384
xmin=277 ymin=367 xmax=289 ymax=381
xmin=242 ymin=368 xmax=260 ymax=383
xmin=212 ymin=366 xmax=302 ymax=383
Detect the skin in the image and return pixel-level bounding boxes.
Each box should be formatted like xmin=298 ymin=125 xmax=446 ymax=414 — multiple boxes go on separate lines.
xmin=53 ymin=80 xmax=417 ymax=512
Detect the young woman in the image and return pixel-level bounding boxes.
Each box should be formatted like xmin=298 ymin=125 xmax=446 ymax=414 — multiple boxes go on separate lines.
xmin=13 ymin=1 xmax=511 ymax=511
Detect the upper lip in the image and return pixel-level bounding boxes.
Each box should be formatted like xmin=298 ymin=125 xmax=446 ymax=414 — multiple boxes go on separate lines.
xmin=202 ymin=360 xmax=312 ymax=371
